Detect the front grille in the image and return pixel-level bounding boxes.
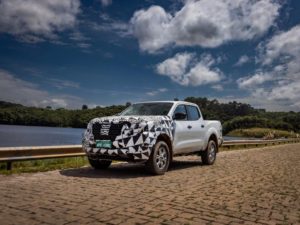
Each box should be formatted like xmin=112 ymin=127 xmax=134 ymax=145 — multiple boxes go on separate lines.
xmin=92 ymin=122 xmax=130 ymax=141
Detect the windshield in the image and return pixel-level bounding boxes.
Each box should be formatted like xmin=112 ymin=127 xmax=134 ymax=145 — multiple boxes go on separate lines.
xmin=120 ymin=103 xmax=173 ymax=116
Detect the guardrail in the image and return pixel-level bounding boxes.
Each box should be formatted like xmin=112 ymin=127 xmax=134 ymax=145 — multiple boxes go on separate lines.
xmin=0 ymin=145 xmax=85 ymax=170
xmin=0 ymin=139 xmax=299 ymax=170
xmin=221 ymin=138 xmax=300 ymax=149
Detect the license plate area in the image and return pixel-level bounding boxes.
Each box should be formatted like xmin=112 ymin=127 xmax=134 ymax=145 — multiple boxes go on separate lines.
xmin=96 ymin=140 xmax=112 ymax=148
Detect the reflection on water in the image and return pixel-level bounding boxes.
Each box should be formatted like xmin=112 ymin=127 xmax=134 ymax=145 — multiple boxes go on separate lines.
xmin=0 ymin=124 xmax=85 ymax=147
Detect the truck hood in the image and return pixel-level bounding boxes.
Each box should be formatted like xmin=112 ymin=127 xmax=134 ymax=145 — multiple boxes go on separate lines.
xmin=89 ymin=115 xmax=171 ymax=125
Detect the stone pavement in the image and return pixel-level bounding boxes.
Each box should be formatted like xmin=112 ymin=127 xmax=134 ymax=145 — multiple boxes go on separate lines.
xmin=0 ymin=144 xmax=299 ymax=225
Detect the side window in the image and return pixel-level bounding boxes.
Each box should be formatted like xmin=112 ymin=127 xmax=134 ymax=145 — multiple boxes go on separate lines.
xmin=173 ymin=105 xmax=187 ymax=120
xmin=186 ymin=105 xmax=200 ymax=121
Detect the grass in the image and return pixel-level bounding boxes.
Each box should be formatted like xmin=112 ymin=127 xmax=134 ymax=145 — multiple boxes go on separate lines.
xmin=220 ymin=142 xmax=283 ymax=151
xmin=227 ymin=127 xmax=299 ymax=139
xmin=0 ymin=156 xmax=89 ymax=175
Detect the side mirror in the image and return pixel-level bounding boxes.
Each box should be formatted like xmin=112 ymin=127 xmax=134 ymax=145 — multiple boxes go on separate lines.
xmin=174 ymin=112 xmax=187 ymax=120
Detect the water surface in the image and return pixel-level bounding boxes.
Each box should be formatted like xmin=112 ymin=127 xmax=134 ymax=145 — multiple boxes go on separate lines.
xmin=0 ymin=125 xmax=85 ymax=147
xmin=0 ymin=124 xmax=256 ymax=148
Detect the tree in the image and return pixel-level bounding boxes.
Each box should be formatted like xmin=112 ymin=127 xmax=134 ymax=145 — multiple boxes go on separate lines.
xmin=82 ymin=105 xmax=88 ymax=110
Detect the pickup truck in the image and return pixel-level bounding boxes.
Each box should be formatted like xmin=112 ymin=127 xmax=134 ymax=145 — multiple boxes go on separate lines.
xmin=82 ymin=101 xmax=223 ymax=175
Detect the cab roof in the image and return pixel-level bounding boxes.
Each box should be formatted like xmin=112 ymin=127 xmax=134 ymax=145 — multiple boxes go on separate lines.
xmin=134 ymin=100 xmax=198 ymax=107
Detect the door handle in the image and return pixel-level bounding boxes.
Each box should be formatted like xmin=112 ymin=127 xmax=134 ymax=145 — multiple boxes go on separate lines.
xmin=201 ymin=125 xmax=205 ymax=128
xmin=187 ymin=125 xmax=192 ymax=129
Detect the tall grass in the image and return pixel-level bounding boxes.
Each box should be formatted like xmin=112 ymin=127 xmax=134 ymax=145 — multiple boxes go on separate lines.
xmin=227 ymin=128 xmax=299 ymax=138
xmin=0 ymin=157 xmax=88 ymax=175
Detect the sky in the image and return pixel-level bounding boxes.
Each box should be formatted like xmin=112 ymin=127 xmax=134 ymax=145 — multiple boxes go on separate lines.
xmin=0 ymin=0 xmax=300 ymax=111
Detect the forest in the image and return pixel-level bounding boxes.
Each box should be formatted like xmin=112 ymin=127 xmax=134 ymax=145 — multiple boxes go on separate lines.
xmin=0 ymin=98 xmax=299 ymax=135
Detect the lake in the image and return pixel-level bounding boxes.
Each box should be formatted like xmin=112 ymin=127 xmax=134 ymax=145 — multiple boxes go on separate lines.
xmin=0 ymin=125 xmax=85 ymax=147
xmin=0 ymin=124 xmax=251 ymax=148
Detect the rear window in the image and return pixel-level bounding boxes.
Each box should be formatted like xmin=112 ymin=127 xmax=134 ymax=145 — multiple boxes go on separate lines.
xmin=186 ymin=105 xmax=200 ymax=120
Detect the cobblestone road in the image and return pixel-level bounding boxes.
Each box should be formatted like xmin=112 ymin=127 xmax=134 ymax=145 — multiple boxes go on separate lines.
xmin=0 ymin=144 xmax=300 ymax=225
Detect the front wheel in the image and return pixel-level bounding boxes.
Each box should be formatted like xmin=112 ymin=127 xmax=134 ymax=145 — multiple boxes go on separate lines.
xmin=88 ymin=158 xmax=112 ymax=169
xmin=201 ymin=140 xmax=217 ymax=165
xmin=146 ymin=141 xmax=170 ymax=175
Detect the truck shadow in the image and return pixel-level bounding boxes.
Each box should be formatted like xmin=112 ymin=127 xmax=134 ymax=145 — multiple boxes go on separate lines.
xmin=59 ymin=159 xmax=203 ymax=179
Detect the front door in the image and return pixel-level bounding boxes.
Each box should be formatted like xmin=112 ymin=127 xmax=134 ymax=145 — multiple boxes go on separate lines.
xmin=173 ymin=104 xmax=201 ymax=154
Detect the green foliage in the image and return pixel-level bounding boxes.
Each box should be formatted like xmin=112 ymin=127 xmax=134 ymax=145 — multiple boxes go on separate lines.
xmin=227 ymin=128 xmax=299 ymax=139
xmin=184 ymin=97 xmax=258 ymax=122
xmin=0 ymin=101 xmax=126 ymax=128
xmin=0 ymin=157 xmax=88 ymax=174
xmin=222 ymin=116 xmax=293 ymax=134
xmin=82 ymin=104 xmax=88 ymax=110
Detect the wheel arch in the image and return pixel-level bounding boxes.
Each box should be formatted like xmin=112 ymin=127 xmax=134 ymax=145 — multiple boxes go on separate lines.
xmin=207 ymin=133 xmax=219 ymax=152
xmin=156 ymin=133 xmax=173 ymax=161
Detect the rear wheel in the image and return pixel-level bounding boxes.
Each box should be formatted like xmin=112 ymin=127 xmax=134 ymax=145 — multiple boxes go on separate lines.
xmin=146 ymin=141 xmax=170 ymax=175
xmin=201 ymin=140 xmax=217 ymax=165
xmin=88 ymin=158 xmax=112 ymax=169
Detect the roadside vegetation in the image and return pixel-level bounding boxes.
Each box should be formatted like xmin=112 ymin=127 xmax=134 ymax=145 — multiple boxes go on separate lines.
xmin=0 ymin=157 xmax=88 ymax=175
xmin=227 ymin=128 xmax=299 ymax=139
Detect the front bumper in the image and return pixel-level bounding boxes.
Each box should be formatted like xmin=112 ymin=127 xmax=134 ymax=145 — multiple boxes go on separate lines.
xmin=83 ymin=144 xmax=152 ymax=161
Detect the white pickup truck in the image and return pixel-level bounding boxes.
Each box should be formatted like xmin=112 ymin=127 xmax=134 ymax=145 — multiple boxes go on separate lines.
xmin=82 ymin=101 xmax=223 ymax=175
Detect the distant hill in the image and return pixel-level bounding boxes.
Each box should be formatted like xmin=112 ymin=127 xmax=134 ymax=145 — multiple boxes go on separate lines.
xmin=0 ymin=98 xmax=299 ymax=134
xmin=0 ymin=101 xmax=23 ymax=108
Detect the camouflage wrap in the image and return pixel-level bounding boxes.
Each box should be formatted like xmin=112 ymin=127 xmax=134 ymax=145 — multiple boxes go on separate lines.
xmin=82 ymin=116 xmax=174 ymax=160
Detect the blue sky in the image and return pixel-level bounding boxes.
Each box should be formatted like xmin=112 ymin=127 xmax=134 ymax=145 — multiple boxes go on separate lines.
xmin=0 ymin=0 xmax=300 ymax=111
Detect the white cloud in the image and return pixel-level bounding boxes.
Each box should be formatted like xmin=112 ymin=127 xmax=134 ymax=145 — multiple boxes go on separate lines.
xmin=146 ymin=88 xmax=168 ymax=96
xmin=249 ymin=82 xmax=300 ymax=111
xmin=185 ymin=62 xmax=222 ymax=86
xmin=47 ymin=78 xmax=80 ymax=89
xmin=266 ymin=81 xmax=300 ymax=102
xmin=156 ymin=52 xmax=194 ymax=77
xmin=100 ymin=0 xmax=112 ymax=7
xmin=260 ymin=24 xmax=300 ymax=81
xmin=156 ymin=52 xmax=222 ymax=86
xmin=77 ymin=43 xmax=91 ymax=49
xmin=0 ymin=0 xmax=80 ymax=42
xmin=262 ymin=25 xmax=300 ymax=65
xmin=89 ymin=14 xmax=129 ymax=37
xmin=130 ymin=0 xmax=280 ymax=53
xmin=236 ymin=24 xmax=300 ymax=111
xmin=69 ymin=31 xmax=89 ymax=42
xmin=0 ymin=69 xmax=86 ymax=109
xmin=211 ymin=84 xmax=223 ymax=91
xmin=237 ymin=72 xmax=273 ymax=89
xmin=234 ymin=55 xmax=250 ymax=67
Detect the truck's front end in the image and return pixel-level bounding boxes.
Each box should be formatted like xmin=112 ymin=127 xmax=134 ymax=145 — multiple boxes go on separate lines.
xmin=82 ymin=102 xmax=174 ymax=164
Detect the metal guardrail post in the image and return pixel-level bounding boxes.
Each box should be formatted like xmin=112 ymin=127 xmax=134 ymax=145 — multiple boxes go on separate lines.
xmin=6 ymin=162 xmax=12 ymax=170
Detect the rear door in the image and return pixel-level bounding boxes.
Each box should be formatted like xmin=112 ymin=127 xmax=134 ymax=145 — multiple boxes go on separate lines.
xmin=185 ymin=105 xmax=206 ymax=151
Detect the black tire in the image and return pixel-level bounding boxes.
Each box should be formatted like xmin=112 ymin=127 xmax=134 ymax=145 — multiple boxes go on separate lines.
xmin=201 ymin=139 xmax=217 ymax=165
xmin=88 ymin=158 xmax=112 ymax=169
xmin=146 ymin=141 xmax=170 ymax=175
